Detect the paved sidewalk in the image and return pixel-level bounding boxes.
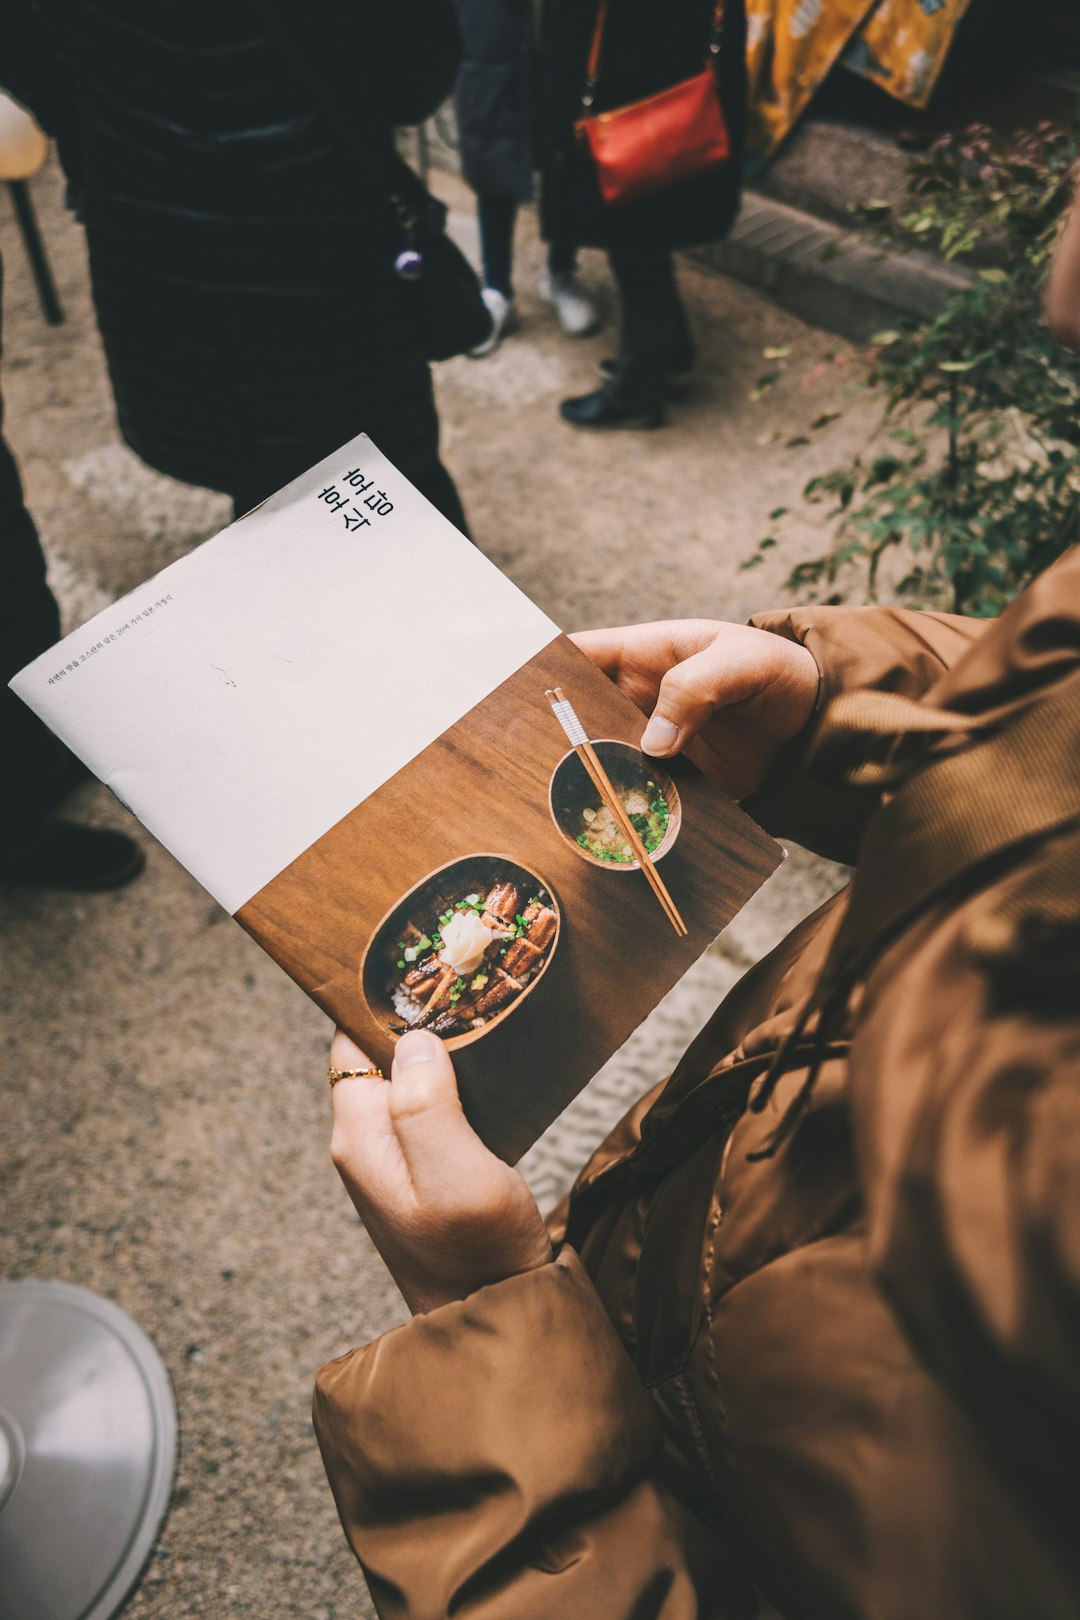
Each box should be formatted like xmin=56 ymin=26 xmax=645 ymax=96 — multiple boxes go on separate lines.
xmin=1 ymin=161 xmax=848 ymax=1619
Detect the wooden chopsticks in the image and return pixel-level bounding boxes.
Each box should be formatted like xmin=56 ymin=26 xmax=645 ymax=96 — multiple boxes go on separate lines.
xmin=546 ymin=687 xmax=687 ymax=937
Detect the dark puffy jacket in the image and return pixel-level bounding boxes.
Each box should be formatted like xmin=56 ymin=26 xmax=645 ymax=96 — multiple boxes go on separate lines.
xmin=454 ymin=0 xmax=534 ymax=202
xmin=538 ymin=0 xmax=745 ymax=251
xmin=30 ymin=0 xmax=463 ymax=508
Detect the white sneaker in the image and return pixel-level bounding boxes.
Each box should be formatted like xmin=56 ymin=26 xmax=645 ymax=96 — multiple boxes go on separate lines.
xmin=539 ymin=268 xmax=600 ymax=338
xmin=469 ymin=287 xmax=518 ymax=358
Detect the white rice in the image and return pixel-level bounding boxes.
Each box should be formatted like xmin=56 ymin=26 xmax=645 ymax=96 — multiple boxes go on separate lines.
xmin=391 ymin=987 xmax=426 ymax=1026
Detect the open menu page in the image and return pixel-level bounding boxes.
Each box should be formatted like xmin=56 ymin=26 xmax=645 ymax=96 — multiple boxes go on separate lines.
xmin=11 ymin=435 xmax=783 ymax=1160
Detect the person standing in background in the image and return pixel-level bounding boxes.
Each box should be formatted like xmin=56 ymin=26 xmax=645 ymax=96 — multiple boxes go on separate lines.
xmin=539 ymin=0 xmax=746 ymax=429
xmin=1 ymin=17 xmax=142 ymax=887
xmin=455 ymin=0 xmax=600 ymax=357
xmin=0 ymin=249 xmax=143 ymax=890
xmin=11 ymin=0 xmax=468 ymax=530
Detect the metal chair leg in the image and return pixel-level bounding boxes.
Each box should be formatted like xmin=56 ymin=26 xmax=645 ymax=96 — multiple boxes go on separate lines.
xmin=7 ymin=180 xmax=64 ymax=326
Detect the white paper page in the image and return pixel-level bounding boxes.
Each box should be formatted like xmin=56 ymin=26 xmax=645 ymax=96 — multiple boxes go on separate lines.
xmin=11 ymin=437 xmax=558 ymax=913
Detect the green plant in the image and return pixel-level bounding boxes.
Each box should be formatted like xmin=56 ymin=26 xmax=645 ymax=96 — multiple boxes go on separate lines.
xmin=755 ymin=116 xmax=1080 ymax=616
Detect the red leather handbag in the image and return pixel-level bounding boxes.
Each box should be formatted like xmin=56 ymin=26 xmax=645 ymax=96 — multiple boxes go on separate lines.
xmin=574 ymin=0 xmax=730 ymax=207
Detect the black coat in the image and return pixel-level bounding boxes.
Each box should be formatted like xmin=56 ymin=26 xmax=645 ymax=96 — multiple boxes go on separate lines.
xmin=26 ymin=0 xmax=463 ymax=506
xmin=538 ymin=0 xmax=745 ymax=252
xmin=454 ymin=0 xmax=534 ymax=202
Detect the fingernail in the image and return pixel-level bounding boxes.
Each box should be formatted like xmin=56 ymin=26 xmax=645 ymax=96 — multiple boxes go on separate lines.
xmin=641 ymin=714 xmax=679 ymax=756
xmin=395 ymin=1030 xmax=444 ymax=1069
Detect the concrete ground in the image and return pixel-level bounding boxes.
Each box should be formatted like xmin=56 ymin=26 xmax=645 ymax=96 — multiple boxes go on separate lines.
xmin=1 ymin=161 xmax=852 ymax=1619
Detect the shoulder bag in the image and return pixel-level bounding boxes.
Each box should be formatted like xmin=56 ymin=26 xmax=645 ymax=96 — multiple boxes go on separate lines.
xmin=575 ymin=0 xmax=731 ymax=207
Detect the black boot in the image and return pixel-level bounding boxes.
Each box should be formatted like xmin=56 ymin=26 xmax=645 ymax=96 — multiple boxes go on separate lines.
xmin=598 ymin=306 xmax=695 ymax=385
xmin=0 ymin=819 xmax=145 ymax=891
xmin=559 ymin=383 xmax=664 ymax=430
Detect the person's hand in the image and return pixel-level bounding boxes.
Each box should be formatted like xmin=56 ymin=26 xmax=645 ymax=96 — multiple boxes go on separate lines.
xmin=571 ymin=619 xmax=819 ymax=801
xmin=328 ymin=1028 xmax=552 ymax=1315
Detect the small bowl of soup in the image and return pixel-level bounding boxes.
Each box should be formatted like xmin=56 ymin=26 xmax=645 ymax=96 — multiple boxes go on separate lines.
xmin=548 ymin=741 xmax=681 ymax=871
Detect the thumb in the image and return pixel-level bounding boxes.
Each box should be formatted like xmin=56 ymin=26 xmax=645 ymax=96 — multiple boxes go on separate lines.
xmin=640 ymin=642 xmax=746 ymax=758
xmin=388 ymin=1029 xmax=486 ymax=1192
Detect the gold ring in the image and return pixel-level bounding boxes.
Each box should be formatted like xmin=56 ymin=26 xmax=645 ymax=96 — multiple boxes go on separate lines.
xmin=328 ymin=1065 xmax=385 ymax=1087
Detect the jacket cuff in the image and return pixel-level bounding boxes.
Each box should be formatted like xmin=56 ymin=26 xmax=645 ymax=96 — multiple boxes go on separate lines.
xmin=313 ymin=1249 xmax=660 ymax=1591
xmin=744 ymin=605 xmax=981 ymax=864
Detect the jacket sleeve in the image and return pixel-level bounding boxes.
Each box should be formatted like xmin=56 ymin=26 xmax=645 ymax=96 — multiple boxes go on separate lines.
xmin=313 ymin=1248 xmax=729 ymax=1619
xmin=743 ymin=604 xmax=984 ymax=864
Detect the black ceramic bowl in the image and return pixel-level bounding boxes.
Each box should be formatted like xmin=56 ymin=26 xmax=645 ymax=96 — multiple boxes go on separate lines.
xmin=548 ymin=741 xmax=681 ymax=871
xmin=359 ymin=853 xmax=560 ymax=1050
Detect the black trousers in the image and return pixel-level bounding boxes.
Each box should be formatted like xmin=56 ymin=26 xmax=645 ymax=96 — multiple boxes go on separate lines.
xmin=476 ymin=194 xmax=576 ymax=299
xmin=607 ymin=242 xmax=693 ymax=409
xmin=227 ymin=374 xmax=469 ymax=534
xmin=0 ymin=383 xmax=64 ymax=852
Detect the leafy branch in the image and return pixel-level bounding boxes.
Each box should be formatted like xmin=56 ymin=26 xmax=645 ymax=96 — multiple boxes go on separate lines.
xmin=756 ymin=113 xmax=1080 ymax=617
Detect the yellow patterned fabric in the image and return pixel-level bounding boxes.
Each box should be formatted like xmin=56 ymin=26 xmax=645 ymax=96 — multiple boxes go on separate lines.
xmin=746 ymin=0 xmax=977 ymax=157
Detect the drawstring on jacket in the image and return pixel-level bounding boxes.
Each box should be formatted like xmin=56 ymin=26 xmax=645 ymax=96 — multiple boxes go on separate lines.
xmin=746 ymin=979 xmax=850 ymax=1161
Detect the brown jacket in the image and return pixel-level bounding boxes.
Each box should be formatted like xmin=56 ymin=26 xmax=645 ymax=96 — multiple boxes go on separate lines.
xmin=313 ymin=552 xmax=1080 ymax=1620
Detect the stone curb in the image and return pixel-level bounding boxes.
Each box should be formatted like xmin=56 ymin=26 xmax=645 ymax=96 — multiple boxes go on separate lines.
xmin=690 ymin=189 xmax=975 ymax=343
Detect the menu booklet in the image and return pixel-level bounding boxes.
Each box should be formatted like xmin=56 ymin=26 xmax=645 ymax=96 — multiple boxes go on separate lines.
xmin=11 ymin=436 xmax=782 ymax=1161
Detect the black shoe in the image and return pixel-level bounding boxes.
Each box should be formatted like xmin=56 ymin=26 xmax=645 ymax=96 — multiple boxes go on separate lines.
xmin=560 ymin=386 xmax=664 ymax=429
xmin=0 ymin=819 xmax=145 ymax=891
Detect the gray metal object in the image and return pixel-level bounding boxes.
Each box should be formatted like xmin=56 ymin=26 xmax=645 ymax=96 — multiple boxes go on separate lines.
xmin=0 ymin=1280 xmax=177 ymax=1620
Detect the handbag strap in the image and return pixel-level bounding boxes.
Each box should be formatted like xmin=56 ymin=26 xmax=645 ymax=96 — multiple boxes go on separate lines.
xmin=582 ymin=0 xmax=726 ymax=110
